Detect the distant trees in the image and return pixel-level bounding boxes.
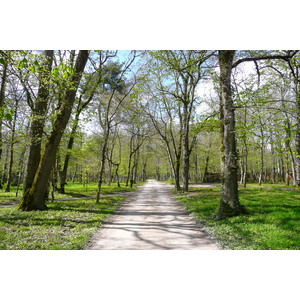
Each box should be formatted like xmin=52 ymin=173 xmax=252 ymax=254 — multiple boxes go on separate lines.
xmin=95 ymin=51 xmax=138 ymax=202
xmin=144 ymin=50 xmax=215 ymax=192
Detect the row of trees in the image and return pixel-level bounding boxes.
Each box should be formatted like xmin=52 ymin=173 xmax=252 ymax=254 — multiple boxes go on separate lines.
xmin=0 ymin=50 xmax=299 ymax=219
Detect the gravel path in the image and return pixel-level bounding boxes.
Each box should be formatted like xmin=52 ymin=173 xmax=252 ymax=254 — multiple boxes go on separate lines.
xmin=86 ymin=179 xmax=220 ymax=250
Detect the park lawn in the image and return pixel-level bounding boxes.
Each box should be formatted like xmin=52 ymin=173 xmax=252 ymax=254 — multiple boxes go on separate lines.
xmin=0 ymin=196 xmax=125 ymax=250
xmin=176 ymin=184 xmax=300 ymax=250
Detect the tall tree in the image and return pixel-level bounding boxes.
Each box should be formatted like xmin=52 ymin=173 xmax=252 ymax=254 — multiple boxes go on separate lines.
xmin=217 ymin=50 xmax=298 ymax=219
xmin=217 ymin=50 xmax=247 ymax=219
xmin=19 ymin=50 xmax=89 ymax=211
xmin=95 ymin=52 xmax=137 ymax=202
xmin=284 ymin=53 xmax=300 ymax=186
xmin=59 ymin=51 xmax=118 ymax=193
xmin=21 ymin=50 xmax=54 ymax=193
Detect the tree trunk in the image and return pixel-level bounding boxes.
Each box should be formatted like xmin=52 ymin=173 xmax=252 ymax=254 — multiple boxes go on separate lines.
xmin=19 ymin=50 xmax=89 ymax=211
xmin=194 ymin=153 xmax=200 ymax=183
xmin=242 ymin=142 xmax=248 ymax=188
xmin=15 ymin=143 xmax=27 ymax=198
xmin=202 ymin=156 xmax=210 ymax=183
xmin=0 ymin=60 xmax=8 ymax=189
xmin=202 ymin=138 xmax=212 ymax=183
xmin=270 ymin=135 xmax=276 ymax=184
xmin=5 ymin=137 xmax=14 ymax=193
xmin=23 ymin=50 xmax=54 ymax=193
xmin=258 ymin=122 xmax=265 ymax=185
xmin=165 ymin=141 xmax=181 ymax=191
xmin=182 ymin=103 xmax=190 ymax=192
xmin=295 ymin=84 xmax=300 ymax=186
xmin=126 ymin=151 xmax=133 ymax=187
xmin=5 ymin=94 xmax=21 ymax=192
xmin=258 ymin=144 xmax=264 ymax=185
xmin=0 ymin=61 xmax=7 ymax=159
xmin=115 ymin=163 xmax=121 ymax=187
xmin=96 ymin=132 xmax=109 ymax=203
xmin=285 ymin=156 xmax=290 ymax=186
xmin=217 ymin=50 xmax=247 ymax=220
xmin=59 ymin=120 xmax=78 ymax=194
xmin=1 ymin=146 xmax=8 ymax=186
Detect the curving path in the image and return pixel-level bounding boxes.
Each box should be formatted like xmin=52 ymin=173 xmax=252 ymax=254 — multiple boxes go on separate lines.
xmin=87 ymin=179 xmax=220 ymax=250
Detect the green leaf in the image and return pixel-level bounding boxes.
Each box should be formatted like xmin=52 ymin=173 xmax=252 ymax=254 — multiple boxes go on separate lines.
xmin=18 ymin=58 xmax=28 ymax=69
xmin=0 ymin=58 xmax=6 ymax=65
xmin=52 ymin=68 xmax=59 ymax=77
xmin=5 ymin=113 xmax=12 ymax=121
xmin=29 ymin=65 xmax=36 ymax=73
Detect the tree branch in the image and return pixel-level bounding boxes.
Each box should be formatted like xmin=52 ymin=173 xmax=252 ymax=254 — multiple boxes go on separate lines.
xmin=232 ymin=51 xmax=299 ymax=69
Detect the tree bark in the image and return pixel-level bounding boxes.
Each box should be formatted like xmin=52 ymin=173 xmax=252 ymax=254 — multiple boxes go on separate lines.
xmin=59 ymin=115 xmax=78 ymax=194
xmin=5 ymin=96 xmax=20 ymax=192
xmin=217 ymin=50 xmax=247 ymax=220
xmin=96 ymin=129 xmax=109 ymax=203
xmin=0 ymin=61 xmax=8 ymax=161
xmin=23 ymin=50 xmax=54 ymax=193
xmin=19 ymin=50 xmax=89 ymax=211
xmin=182 ymin=103 xmax=190 ymax=192
xmin=295 ymin=84 xmax=300 ymax=186
xmin=0 ymin=60 xmax=8 ymax=189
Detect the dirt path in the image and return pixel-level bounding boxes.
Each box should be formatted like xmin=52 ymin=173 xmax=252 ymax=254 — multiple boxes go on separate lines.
xmin=86 ymin=179 xmax=220 ymax=250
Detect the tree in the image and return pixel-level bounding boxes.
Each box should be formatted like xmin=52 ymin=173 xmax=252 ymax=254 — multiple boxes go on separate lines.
xmin=59 ymin=51 xmax=118 ymax=193
xmin=145 ymin=50 xmax=215 ymax=191
xmin=5 ymin=79 xmax=23 ymax=192
xmin=20 ymin=50 xmax=54 ymax=194
xmin=215 ymin=50 xmax=300 ymax=219
xmin=19 ymin=50 xmax=89 ymax=211
xmin=282 ymin=53 xmax=300 ymax=186
xmin=217 ymin=50 xmax=247 ymax=219
xmin=145 ymin=85 xmax=183 ymax=191
xmin=0 ymin=51 xmax=11 ymax=189
xmin=95 ymin=51 xmax=137 ymax=202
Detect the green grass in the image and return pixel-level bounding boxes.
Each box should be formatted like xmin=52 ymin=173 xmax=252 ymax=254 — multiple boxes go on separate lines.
xmin=176 ymin=184 xmax=300 ymax=250
xmin=61 ymin=182 xmax=138 ymax=197
xmin=0 ymin=186 xmax=22 ymax=206
xmin=0 ymin=182 xmax=138 ymax=206
xmin=0 ymin=196 xmax=126 ymax=250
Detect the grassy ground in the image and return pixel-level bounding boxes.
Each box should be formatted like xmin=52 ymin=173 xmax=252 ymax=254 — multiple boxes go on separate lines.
xmin=176 ymin=184 xmax=300 ymax=250
xmin=60 ymin=182 xmax=138 ymax=197
xmin=0 ymin=182 xmax=137 ymax=205
xmin=0 ymin=196 xmax=126 ymax=250
xmin=0 ymin=182 xmax=138 ymax=250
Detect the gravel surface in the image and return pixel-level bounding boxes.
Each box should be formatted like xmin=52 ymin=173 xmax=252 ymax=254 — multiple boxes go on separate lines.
xmin=86 ymin=180 xmax=220 ymax=250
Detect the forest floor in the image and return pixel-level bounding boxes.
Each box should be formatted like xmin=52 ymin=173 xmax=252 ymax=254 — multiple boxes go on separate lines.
xmin=0 ymin=183 xmax=138 ymax=249
xmin=1 ymin=181 xmax=298 ymax=249
xmin=0 ymin=184 xmax=136 ymax=208
xmin=86 ymin=180 xmax=220 ymax=250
